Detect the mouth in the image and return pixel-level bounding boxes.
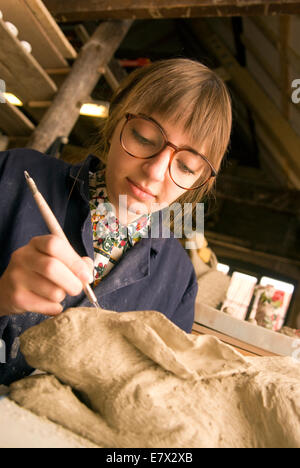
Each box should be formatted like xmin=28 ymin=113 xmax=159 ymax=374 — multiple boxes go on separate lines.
xmin=126 ymin=178 xmax=157 ymax=200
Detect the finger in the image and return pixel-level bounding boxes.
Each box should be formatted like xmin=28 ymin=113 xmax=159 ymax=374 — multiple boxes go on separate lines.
xmin=30 ymin=235 xmax=93 ymax=285
xmin=23 ymin=252 xmax=83 ymax=297
xmin=82 ymin=257 xmax=94 ymax=283
xmin=24 ymin=271 xmax=66 ymax=304
xmin=12 ymin=287 xmax=63 ymax=316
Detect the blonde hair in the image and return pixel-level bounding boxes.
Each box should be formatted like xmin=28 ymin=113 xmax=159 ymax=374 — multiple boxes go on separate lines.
xmin=95 ymin=58 xmax=232 ymax=222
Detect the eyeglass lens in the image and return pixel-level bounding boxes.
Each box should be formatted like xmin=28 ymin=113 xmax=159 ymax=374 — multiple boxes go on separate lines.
xmin=121 ymin=116 xmax=212 ymax=190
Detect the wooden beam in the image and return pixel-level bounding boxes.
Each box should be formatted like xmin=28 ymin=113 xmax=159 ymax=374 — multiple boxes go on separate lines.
xmin=251 ymin=16 xmax=300 ymax=75
xmin=45 ymin=67 xmax=71 ymax=75
xmin=190 ymin=18 xmax=300 ymax=189
xmin=0 ymin=18 xmax=57 ymax=102
xmin=246 ymin=16 xmax=300 ymax=122
xmin=26 ymin=20 xmax=132 ymax=153
xmin=240 ymin=32 xmax=300 ymax=128
xmin=240 ymin=34 xmax=281 ymax=90
xmin=0 ymin=102 xmax=35 ymax=136
xmin=24 ymin=0 xmax=77 ymax=59
xmin=0 ymin=0 xmax=69 ymax=68
xmin=43 ymin=0 xmax=300 ymax=21
xmin=74 ymin=24 xmax=128 ymax=92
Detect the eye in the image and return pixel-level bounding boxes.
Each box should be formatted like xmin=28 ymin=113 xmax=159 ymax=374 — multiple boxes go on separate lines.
xmin=177 ymin=160 xmax=195 ymax=175
xmin=132 ymin=128 xmax=155 ymax=146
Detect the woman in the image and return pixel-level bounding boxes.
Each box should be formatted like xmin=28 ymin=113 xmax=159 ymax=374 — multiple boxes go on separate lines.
xmin=0 ymin=58 xmax=232 ymax=384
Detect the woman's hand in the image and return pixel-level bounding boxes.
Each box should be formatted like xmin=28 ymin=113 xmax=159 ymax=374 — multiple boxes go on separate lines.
xmin=0 ymin=235 xmax=94 ymax=317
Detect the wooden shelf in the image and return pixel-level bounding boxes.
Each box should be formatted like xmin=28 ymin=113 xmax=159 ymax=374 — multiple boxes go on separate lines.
xmin=0 ymin=102 xmax=34 ymax=136
xmin=192 ymin=322 xmax=277 ymax=357
xmin=0 ymin=0 xmax=76 ymax=67
xmin=0 ymin=18 xmax=57 ymax=103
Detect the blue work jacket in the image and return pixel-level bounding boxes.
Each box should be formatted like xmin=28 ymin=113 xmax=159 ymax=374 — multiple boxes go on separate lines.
xmin=0 ymin=148 xmax=198 ymax=385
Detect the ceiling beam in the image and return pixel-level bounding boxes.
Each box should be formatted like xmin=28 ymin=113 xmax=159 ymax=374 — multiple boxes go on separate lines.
xmin=26 ymin=20 xmax=132 ymax=153
xmin=43 ymin=0 xmax=300 ymax=22
xmin=190 ymin=19 xmax=300 ymax=189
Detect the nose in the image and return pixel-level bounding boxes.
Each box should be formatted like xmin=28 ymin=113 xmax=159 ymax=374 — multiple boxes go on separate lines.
xmin=141 ymin=146 xmax=174 ymax=182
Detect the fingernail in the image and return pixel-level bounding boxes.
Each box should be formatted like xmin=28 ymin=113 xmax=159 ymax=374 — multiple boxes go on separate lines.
xmin=80 ymin=270 xmax=94 ymax=284
xmin=88 ymin=272 xmax=94 ymax=284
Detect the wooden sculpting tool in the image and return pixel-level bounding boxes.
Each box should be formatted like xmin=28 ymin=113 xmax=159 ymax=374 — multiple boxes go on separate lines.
xmin=24 ymin=171 xmax=100 ymax=310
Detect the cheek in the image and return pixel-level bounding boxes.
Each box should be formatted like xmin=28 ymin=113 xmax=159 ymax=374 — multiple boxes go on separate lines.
xmin=158 ymin=181 xmax=186 ymax=206
xmin=107 ymin=140 xmax=137 ymax=175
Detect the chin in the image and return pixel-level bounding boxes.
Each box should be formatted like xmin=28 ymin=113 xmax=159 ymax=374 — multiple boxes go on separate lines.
xmin=127 ymin=198 xmax=152 ymax=215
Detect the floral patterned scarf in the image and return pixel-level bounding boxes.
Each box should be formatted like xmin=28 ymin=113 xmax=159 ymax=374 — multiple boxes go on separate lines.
xmin=89 ymin=168 xmax=151 ymax=285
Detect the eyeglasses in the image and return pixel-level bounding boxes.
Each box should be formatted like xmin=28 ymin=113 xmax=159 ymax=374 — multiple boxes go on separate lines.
xmin=120 ymin=113 xmax=217 ymax=191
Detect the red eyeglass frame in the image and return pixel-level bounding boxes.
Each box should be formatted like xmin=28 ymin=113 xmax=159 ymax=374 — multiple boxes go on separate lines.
xmin=120 ymin=113 xmax=217 ymax=191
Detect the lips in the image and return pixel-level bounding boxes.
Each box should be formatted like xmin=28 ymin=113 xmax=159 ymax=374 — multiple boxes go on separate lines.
xmin=127 ymin=178 xmax=156 ymax=199
xmin=130 ymin=179 xmax=155 ymax=196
